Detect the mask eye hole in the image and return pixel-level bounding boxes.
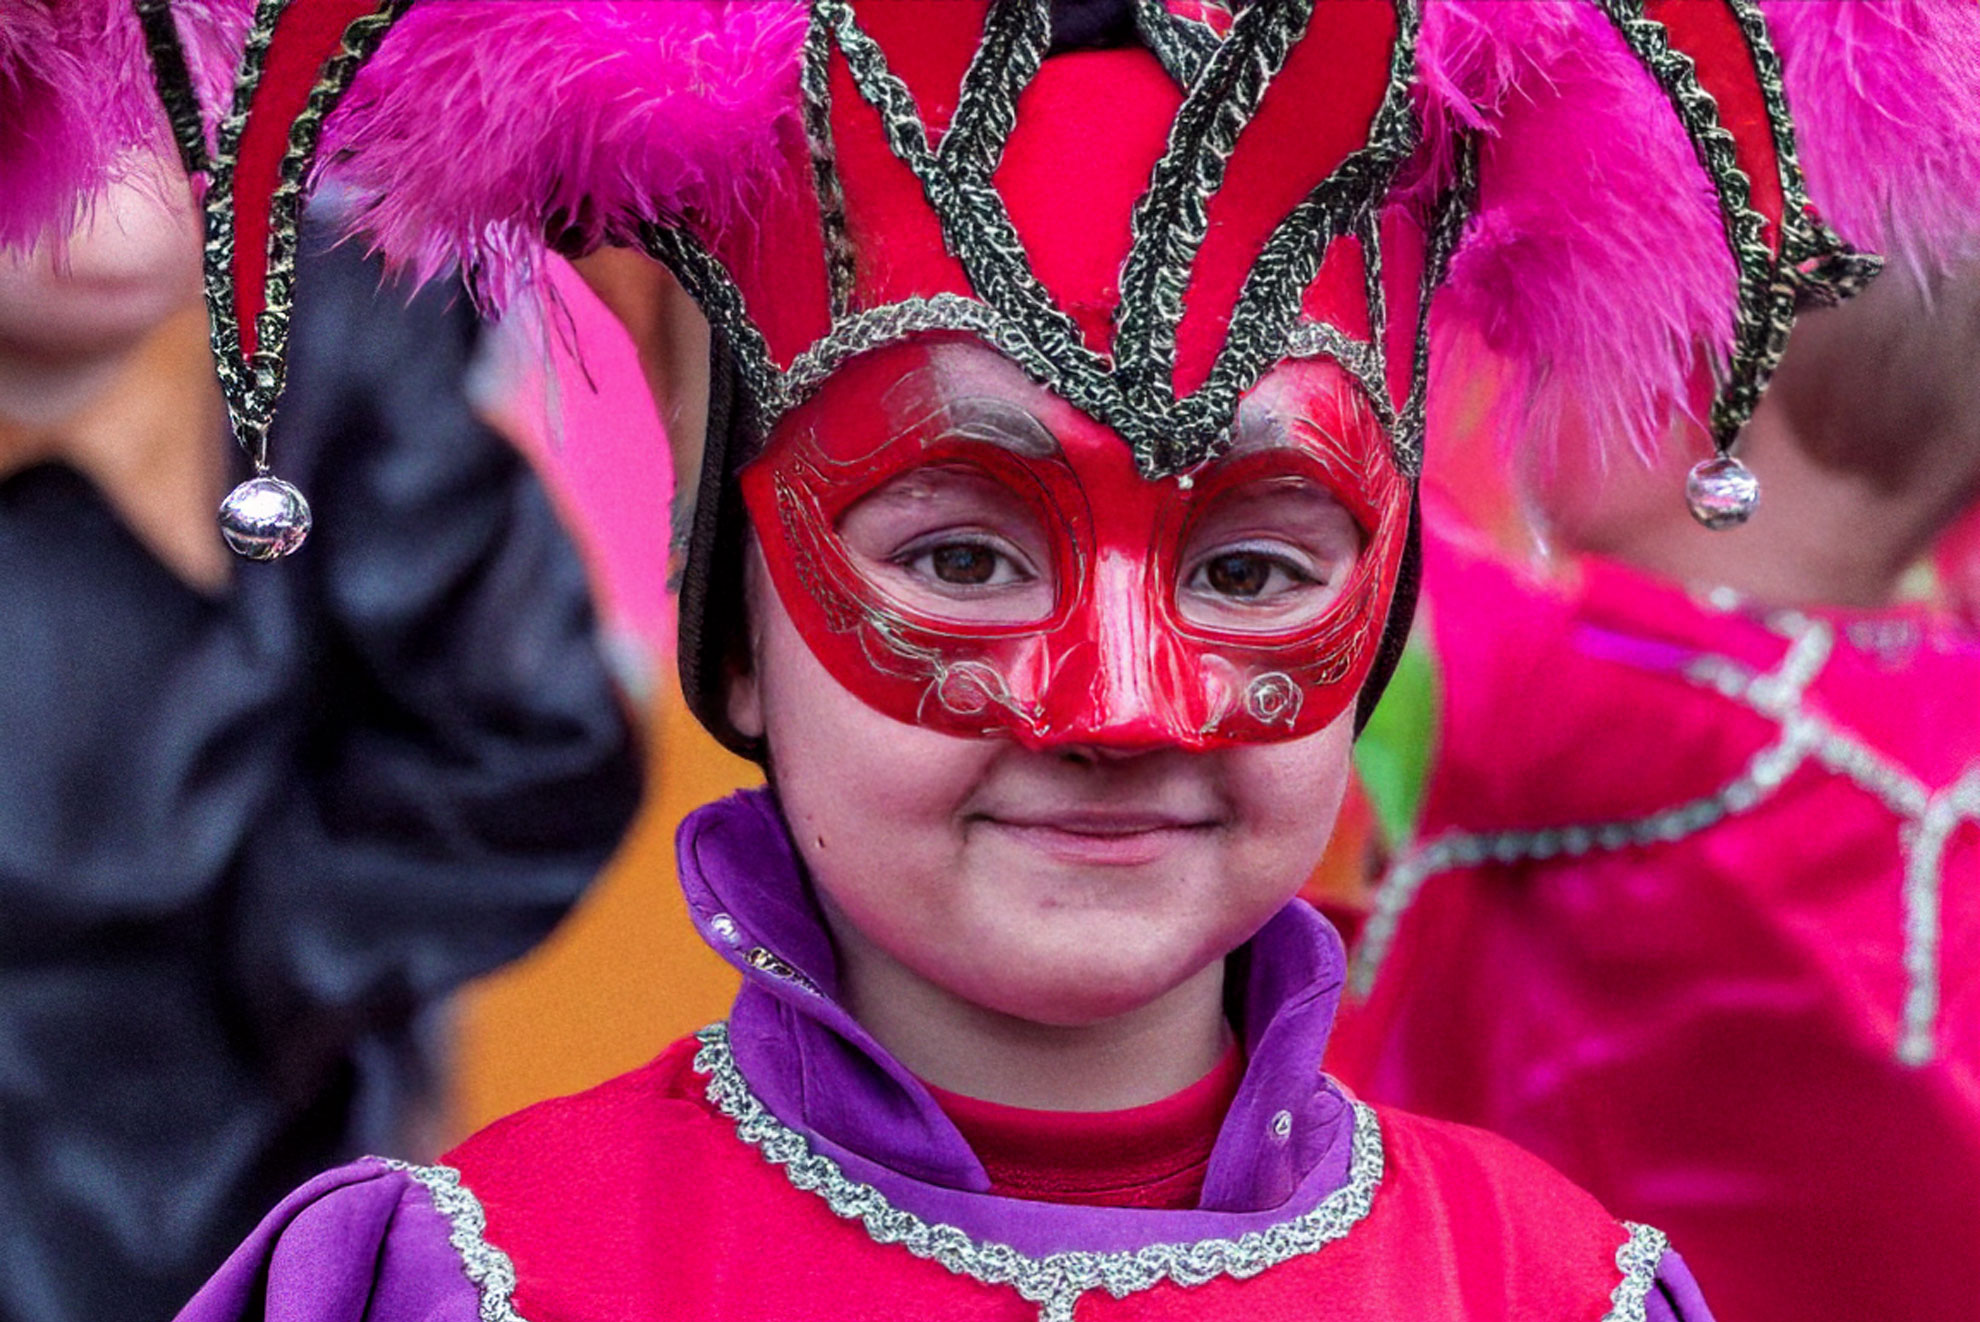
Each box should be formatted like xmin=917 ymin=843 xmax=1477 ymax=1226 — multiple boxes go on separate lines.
xmin=1176 ymin=475 xmax=1362 ymax=634
xmin=835 ymin=461 xmax=1059 ymax=627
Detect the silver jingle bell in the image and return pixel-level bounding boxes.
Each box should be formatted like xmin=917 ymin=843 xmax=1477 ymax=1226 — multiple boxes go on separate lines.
xmin=1685 ymin=455 xmax=1760 ymax=531
xmin=218 ymin=475 xmax=312 ymax=560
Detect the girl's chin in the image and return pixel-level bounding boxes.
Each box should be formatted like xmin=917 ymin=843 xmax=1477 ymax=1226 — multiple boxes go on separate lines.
xmin=943 ymin=952 xmax=1218 ymax=1029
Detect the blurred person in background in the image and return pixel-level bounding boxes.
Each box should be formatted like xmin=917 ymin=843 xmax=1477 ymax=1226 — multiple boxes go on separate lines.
xmin=1333 ymin=247 xmax=1980 ymax=1319
xmin=0 ymin=160 xmax=643 ymax=1322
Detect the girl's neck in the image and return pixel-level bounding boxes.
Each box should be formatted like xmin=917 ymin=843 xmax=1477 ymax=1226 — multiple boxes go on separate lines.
xmin=827 ymin=915 xmax=1234 ymax=1112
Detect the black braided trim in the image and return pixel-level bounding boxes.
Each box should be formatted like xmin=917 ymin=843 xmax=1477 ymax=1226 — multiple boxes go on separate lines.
xmin=197 ymin=0 xmax=278 ymax=464
xmin=813 ymin=0 xmax=1123 ymax=437
xmin=195 ymin=0 xmax=409 ymax=469
xmin=800 ymin=16 xmax=857 ymax=317
xmin=1592 ymin=0 xmax=1875 ymax=452
xmin=1284 ymin=131 xmax=1472 ymax=481
xmin=1359 ymin=209 xmax=1389 ymax=410
xmin=1392 ymin=131 xmax=1479 ymax=477
xmin=1593 ymin=0 xmax=1774 ymax=449
xmin=781 ymin=293 xmax=1039 ymax=406
xmin=1111 ymin=0 xmax=1313 ymax=409
xmin=133 ymin=0 xmax=210 ymax=177
xmin=813 ymin=0 xmax=1422 ymax=479
xmin=1284 ymin=321 xmax=1391 ymax=429
xmin=1722 ymin=0 xmax=1881 ymax=307
xmin=941 ymin=0 xmax=1048 ymax=174
xmin=1131 ymin=0 xmax=1220 ymax=87
xmin=636 ymin=220 xmax=788 ymax=446
xmin=246 ymin=0 xmax=412 ymax=439
xmin=1152 ymin=0 xmax=1419 ymax=474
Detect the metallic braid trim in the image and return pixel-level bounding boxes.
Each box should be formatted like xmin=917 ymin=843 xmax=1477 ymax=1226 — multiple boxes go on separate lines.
xmin=1283 ymin=320 xmax=1393 ymax=428
xmin=692 ymin=1022 xmax=1386 ymax=1322
xmin=198 ymin=0 xmax=281 ymax=462
xmin=1395 ymin=132 xmax=1481 ymax=476
xmin=134 ymin=0 xmax=211 ymax=177
xmin=635 ymin=0 xmax=1426 ymax=479
xmin=783 ymin=293 xmax=1045 ymax=405
xmin=1132 ymin=0 xmax=1220 ymax=86
xmin=1351 ymin=612 xmax=1979 ymax=1067
xmin=800 ymin=16 xmax=858 ymax=318
xmin=384 ymin=1161 xmax=528 ymax=1322
xmin=1132 ymin=0 xmax=1421 ymax=476
xmin=942 ymin=0 xmax=1048 ymax=175
xmin=1720 ymin=0 xmax=1880 ymax=306
xmin=779 ymin=0 xmax=1425 ymax=481
xmin=1591 ymin=0 xmax=1779 ymax=450
xmin=1588 ymin=0 xmax=1875 ymax=452
xmin=1359 ymin=210 xmax=1389 ymax=411
xmin=816 ymin=0 xmax=1109 ymax=418
xmin=1900 ymin=769 xmax=1980 ymax=1064
xmin=248 ymin=0 xmax=412 ymax=437
xmin=194 ymin=0 xmax=410 ymax=469
xmin=1112 ymin=0 xmax=1314 ymax=405
xmin=1604 ymin=1223 xmax=1670 ymax=1322
xmin=635 ymin=221 xmax=788 ymax=439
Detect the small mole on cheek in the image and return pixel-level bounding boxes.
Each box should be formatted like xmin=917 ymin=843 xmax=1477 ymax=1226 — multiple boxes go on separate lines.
xmin=815 ymin=834 xmax=828 ymax=851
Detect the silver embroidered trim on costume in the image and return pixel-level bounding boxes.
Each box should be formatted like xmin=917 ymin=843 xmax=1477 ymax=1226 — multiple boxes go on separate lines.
xmin=1352 ymin=610 xmax=1980 ymax=1067
xmin=692 ymin=1022 xmax=1385 ymax=1322
xmin=385 ymin=1160 xmax=528 ymax=1322
xmin=1605 ymin=1223 xmax=1669 ymax=1322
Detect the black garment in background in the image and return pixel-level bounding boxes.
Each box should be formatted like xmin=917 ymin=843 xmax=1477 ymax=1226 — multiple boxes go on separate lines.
xmin=0 ymin=232 xmax=644 ymax=1322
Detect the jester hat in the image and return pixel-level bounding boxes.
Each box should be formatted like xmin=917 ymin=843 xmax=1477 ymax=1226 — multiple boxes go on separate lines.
xmin=24 ymin=0 xmax=1980 ymax=754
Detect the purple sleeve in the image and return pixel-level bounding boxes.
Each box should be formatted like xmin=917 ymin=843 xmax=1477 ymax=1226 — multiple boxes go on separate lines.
xmin=174 ymin=1158 xmax=485 ymax=1322
xmin=1645 ymin=1247 xmax=1717 ymax=1322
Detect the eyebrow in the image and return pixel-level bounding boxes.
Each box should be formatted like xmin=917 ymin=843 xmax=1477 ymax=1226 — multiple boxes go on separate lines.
xmin=1224 ymin=389 xmax=1367 ymax=468
xmin=935 ymin=395 xmax=1062 ymax=458
xmin=879 ymin=364 xmax=1065 ymax=459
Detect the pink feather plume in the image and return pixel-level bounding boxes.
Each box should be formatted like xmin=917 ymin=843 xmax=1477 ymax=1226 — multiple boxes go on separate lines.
xmin=0 ymin=0 xmax=245 ymax=251
xmin=320 ymin=1 xmax=808 ymax=308
xmin=1417 ymin=0 xmax=1735 ymax=466
xmin=1763 ymin=0 xmax=1980 ymax=270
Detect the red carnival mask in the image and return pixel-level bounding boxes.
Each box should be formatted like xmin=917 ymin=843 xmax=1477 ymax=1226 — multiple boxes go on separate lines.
xmin=743 ymin=338 xmax=1409 ymax=749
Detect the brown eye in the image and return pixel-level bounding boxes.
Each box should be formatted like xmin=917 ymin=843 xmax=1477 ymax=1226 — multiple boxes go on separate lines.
xmin=1204 ymin=552 xmax=1274 ymax=598
xmin=929 ymin=543 xmax=999 ymax=585
xmin=895 ymin=533 xmax=1034 ymax=598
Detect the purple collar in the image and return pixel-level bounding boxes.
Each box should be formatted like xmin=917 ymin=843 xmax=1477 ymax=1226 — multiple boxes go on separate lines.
xmin=675 ymin=788 xmax=1359 ymax=1257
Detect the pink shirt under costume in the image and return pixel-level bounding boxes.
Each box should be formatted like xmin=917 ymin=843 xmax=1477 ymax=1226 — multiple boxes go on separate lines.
xmin=1332 ymin=517 xmax=1980 ymax=1322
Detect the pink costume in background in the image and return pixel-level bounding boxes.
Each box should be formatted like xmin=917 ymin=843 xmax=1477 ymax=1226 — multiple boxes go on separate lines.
xmin=482 ymin=258 xmax=679 ymax=669
xmin=1332 ymin=508 xmax=1980 ymax=1321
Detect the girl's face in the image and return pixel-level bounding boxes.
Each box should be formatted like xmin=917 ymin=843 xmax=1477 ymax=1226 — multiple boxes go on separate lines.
xmin=728 ymin=340 xmax=1365 ymax=1027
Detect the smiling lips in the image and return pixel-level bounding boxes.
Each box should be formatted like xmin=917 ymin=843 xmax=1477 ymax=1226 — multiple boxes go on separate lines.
xmin=977 ymin=810 xmax=1219 ymax=867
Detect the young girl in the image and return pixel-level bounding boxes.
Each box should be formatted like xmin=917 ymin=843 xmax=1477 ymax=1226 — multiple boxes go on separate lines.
xmin=10 ymin=0 xmax=1941 ymax=1317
